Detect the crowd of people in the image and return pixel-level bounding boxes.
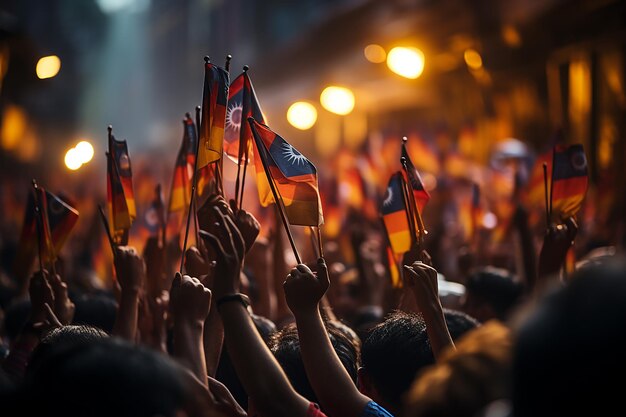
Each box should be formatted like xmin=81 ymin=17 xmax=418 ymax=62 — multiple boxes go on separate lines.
xmin=0 ymin=168 xmax=623 ymax=417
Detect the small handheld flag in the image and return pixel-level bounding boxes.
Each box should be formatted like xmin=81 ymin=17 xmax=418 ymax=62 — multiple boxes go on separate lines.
xmin=550 ymin=144 xmax=588 ymax=221
xmin=401 ymin=138 xmax=431 ymax=213
xmin=196 ymin=58 xmax=229 ymax=169
xmin=107 ymin=126 xmax=135 ymax=245
xmin=381 ymin=172 xmax=412 ymax=255
xmin=248 ymin=118 xmax=323 ymax=227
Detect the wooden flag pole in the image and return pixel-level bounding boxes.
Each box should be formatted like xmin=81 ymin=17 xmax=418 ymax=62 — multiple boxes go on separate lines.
xmin=248 ymin=117 xmax=301 ymax=264
xmin=543 ymin=162 xmax=551 ymax=227
xmin=98 ymin=205 xmax=116 ymax=256
xmin=180 ymin=58 xmax=208 ymax=273
xmin=237 ymin=65 xmax=251 ymax=210
xmin=549 ymin=148 xmax=555 ymax=220
xmin=316 ymin=226 xmax=324 ymax=258
xmin=32 ymin=179 xmax=57 ymax=275
xmin=400 ymin=156 xmax=424 ymax=248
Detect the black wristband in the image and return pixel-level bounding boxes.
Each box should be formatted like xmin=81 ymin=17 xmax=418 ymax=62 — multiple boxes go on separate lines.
xmin=216 ymin=293 xmax=251 ymax=311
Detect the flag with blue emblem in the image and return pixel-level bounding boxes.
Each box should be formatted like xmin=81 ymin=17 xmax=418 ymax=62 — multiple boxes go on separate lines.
xmin=381 ymin=172 xmax=412 ymax=254
xmin=248 ymin=118 xmax=323 ymax=226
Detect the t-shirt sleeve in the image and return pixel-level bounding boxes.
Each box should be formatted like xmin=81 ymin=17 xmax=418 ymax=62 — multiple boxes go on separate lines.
xmin=306 ymin=402 xmax=328 ymax=417
xmin=361 ymin=400 xmax=395 ymax=417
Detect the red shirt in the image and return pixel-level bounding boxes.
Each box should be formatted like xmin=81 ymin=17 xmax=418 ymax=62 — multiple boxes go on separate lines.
xmin=307 ymin=402 xmax=328 ymax=417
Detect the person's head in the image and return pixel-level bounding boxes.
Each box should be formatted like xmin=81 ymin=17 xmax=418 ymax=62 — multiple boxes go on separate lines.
xmin=463 ymin=267 xmax=523 ymax=322
xmin=20 ymin=338 xmax=195 ymax=417
xmin=513 ymin=257 xmax=626 ymax=417
xmin=442 ymin=308 xmax=480 ymax=339
xmin=269 ymin=321 xmax=359 ymax=405
xmin=405 ymin=321 xmax=512 ymax=417
xmin=26 ymin=325 xmax=108 ymax=376
xmin=360 ymin=310 xmax=479 ymax=415
xmin=360 ymin=311 xmax=433 ymax=414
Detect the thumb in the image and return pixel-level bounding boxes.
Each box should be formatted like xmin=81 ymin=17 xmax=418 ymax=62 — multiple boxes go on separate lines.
xmin=171 ymin=272 xmax=182 ymax=290
xmin=317 ymin=258 xmax=330 ymax=289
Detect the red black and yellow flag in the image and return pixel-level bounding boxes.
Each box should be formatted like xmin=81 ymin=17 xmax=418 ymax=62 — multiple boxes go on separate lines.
xmin=197 ymin=61 xmax=229 ymax=169
xmin=107 ymin=131 xmax=135 ymax=245
xmin=401 ymin=141 xmax=430 ymax=213
xmin=248 ymin=118 xmax=323 ymax=227
xmin=381 ymin=172 xmax=412 ymax=255
xmin=551 ymin=144 xmax=588 ymax=220
xmin=16 ymin=186 xmax=79 ymax=267
xmin=168 ymin=116 xmax=196 ymax=235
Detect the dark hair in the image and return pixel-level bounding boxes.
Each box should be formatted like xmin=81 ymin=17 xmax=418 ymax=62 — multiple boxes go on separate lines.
xmin=443 ymin=308 xmax=480 ymax=339
xmin=513 ymin=258 xmax=626 ymax=417
xmin=362 ymin=311 xmax=434 ymax=412
xmin=465 ymin=267 xmax=523 ymax=321
xmin=269 ymin=321 xmax=360 ymax=404
xmin=26 ymin=325 xmax=108 ymax=377
xmin=19 ymin=338 xmax=186 ymax=417
xmin=3 ymin=300 xmax=31 ymax=342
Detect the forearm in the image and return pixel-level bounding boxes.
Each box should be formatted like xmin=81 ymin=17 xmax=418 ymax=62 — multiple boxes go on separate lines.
xmin=173 ymin=320 xmax=208 ymax=386
xmin=295 ymin=309 xmax=369 ymax=417
xmin=220 ymin=301 xmax=308 ymax=416
xmin=415 ymin=294 xmax=454 ymax=360
xmin=113 ymin=290 xmax=139 ymax=341
xmin=203 ymin=304 xmax=224 ymax=377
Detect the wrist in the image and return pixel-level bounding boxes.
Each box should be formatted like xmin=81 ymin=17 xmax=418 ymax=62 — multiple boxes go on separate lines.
xmin=216 ymin=293 xmax=250 ymax=313
xmin=173 ymin=318 xmax=205 ymax=332
xmin=292 ymin=305 xmax=321 ymax=320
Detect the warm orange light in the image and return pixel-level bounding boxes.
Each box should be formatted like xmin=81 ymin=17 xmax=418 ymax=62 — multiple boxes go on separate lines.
xmin=36 ymin=55 xmax=61 ymax=79
xmin=464 ymin=49 xmax=483 ymax=70
xmin=387 ymin=47 xmax=425 ymax=79
xmin=75 ymin=140 xmax=95 ymax=163
xmin=502 ymin=25 xmax=522 ymax=48
xmin=1 ymin=105 xmax=27 ymax=150
xmin=364 ymin=44 xmax=386 ymax=63
xmin=320 ymin=86 xmax=355 ymax=115
xmin=287 ymin=102 xmax=317 ymax=130
xmin=65 ymin=148 xmax=82 ymax=170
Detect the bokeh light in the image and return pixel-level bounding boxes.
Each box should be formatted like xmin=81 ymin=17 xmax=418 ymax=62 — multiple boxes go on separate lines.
xmin=386 ymin=47 xmax=425 ymax=79
xmin=320 ymin=86 xmax=355 ymax=115
xmin=364 ymin=44 xmax=386 ymax=63
xmin=75 ymin=140 xmax=95 ymax=163
xmin=64 ymin=148 xmax=83 ymax=170
xmin=464 ymin=49 xmax=483 ymax=70
xmin=36 ymin=55 xmax=61 ymax=79
xmin=287 ymin=101 xmax=318 ymax=130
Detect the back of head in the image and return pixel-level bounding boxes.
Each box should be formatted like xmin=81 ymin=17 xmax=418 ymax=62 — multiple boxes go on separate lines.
xmin=406 ymin=321 xmax=512 ymax=417
xmin=513 ymin=257 xmax=626 ymax=417
xmin=269 ymin=321 xmax=359 ymax=405
xmin=443 ymin=308 xmax=480 ymax=340
xmin=26 ymin=325 xmax=108 ymax=376
xmin=361 ymin=311 xmax=434 ymax=413
xmin=465 ymin=267 xmax=523 ymax=322
xmin=20 ymin=338 xmax=186 ymax=417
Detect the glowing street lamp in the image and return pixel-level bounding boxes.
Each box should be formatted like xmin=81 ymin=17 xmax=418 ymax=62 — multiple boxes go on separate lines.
xmin=36 ymin=55 xmax=61 ymax=79
xmin=320 ymin=86 xmax=355 ymax=115
xmin=287 ymin=102 xmax=318 ymax=130
xmin=64 ymin=148 xmax=82 ymax=170
xmin=386 ymin=47 xmax=425 ymax=79
xmin=364 ymin=44 xmax=386 ymax=63
xmin=75 ymin=140 xmax=95 ymax=163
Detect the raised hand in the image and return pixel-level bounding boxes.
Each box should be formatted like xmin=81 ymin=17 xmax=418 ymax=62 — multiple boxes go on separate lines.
xmin=538 ymin=217 xmax=578 ymax=280
xmin=284 ymin=259 xmax=330 ymax=317
xmin=199 ymin=208 xmax=245 ymax=300
xmin=403 ymin=262 xmax=454 ymax=359
xmin=112 ymin=246 xmax=145 ymax=341
xmin=170 ymin=273 xmax=212 ymax=324
xmin=229 ymin=198 xmax=261 ymax=253
xmin=48 ymin=273 xmax=75 ymax=325
xmin=185 ymin=245 xmax=210 ymax=278
xmin=143 ymin=236 xmax=166 ymax=297
xmin=114 ymin=246 xmax=146 ymax=293
xmin=402 ymin=261 xmax=439 ymax=309
xmin=29 ymin=270 xmax=55 ymax=324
